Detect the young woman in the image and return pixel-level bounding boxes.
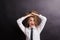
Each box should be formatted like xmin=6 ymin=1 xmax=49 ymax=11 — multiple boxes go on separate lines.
xmin=17 ymin=10 xmax=47 ymax=40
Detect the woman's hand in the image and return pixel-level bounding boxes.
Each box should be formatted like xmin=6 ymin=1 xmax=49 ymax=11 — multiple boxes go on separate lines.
xmin=25 ymin=13 xmax=33 ymax=17
xmin=31 ymin=12 xmax=40 ymax=16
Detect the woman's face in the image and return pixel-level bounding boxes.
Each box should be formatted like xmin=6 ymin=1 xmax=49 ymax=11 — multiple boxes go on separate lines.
xmin=28 ymin=17 xmax=35 ymax=27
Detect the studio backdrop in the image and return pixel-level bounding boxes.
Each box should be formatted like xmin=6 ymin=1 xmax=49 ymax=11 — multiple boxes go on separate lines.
xmin=0 ymin=0 xmax=60 ymax=40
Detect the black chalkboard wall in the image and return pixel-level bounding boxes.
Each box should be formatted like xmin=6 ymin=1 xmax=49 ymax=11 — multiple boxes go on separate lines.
xmin=0 ymin=0 xmax=60 ymax=40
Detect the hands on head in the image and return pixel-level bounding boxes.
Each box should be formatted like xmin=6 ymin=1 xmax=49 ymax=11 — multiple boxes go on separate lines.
xmin=26 ymin=12 xmax=39 ymax=17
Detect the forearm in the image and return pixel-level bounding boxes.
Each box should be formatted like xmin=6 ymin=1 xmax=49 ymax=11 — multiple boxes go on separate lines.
xmin=37 ymin=14 xmax=47 ymax=33
xmin=37 ymin=14 xmax=47 ymax=21
xmin=17 ymin=14 xmax=32 ymax=33
xmin=17 ymin=16 xmax=28 ymax=33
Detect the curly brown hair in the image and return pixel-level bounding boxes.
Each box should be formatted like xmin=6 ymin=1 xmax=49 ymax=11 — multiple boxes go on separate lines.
xmin=22 ymin=10 xmax=41 ymax=27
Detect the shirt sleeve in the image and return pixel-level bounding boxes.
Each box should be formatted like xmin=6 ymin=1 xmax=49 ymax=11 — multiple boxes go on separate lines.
xmin=37 ymin=14 xmax=47 ymax=33
xmin=17 ymin=16 xmax=28 ymax=34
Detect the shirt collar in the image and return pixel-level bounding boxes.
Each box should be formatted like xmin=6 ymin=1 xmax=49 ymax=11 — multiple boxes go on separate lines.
xmin=29 ymin=26 xmax=36 ymax=29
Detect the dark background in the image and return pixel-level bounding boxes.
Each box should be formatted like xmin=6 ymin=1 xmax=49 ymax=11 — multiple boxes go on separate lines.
xmin=0 ymin=0 xmax=60 ymax=40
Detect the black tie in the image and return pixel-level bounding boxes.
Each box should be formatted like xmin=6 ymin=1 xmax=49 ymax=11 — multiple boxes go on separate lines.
xmin=30 ymin=28 xmax=33 ymax=40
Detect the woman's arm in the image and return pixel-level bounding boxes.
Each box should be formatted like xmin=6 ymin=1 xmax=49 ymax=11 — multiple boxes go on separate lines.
xmin=32 ymin=13 xmax=47 ymax=33
xmin=17 ymin=14 xmax=32 ymax=33
xmin=37 ymin=14 xmax=47 ymax=33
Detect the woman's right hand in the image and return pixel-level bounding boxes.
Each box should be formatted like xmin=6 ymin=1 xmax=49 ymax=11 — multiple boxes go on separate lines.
xmin=31 ymin=12 xmax=40 ymax=16
xmin=26 ymin=13 xmax=33 ymax=17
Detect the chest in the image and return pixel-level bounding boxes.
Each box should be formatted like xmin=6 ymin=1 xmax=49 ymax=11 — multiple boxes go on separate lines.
xmin=25 ymin=28 xmax=40 ymax=39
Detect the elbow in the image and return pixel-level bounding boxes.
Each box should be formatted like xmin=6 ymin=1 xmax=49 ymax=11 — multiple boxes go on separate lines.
xmin=17 ymin=19 xmax=19 ymax=24
xmin=16 ymin=18 xmax=23 ymax=24
xmin=39 ymin=14 xmax=47 ymax=21
xmin=44 ymin=17 xmax=47 ymax=22
xmin=17 ymin=18 xmax=21 ymax=24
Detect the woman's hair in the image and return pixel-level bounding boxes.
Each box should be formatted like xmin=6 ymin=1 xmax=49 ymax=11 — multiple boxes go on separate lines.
xmin=22 ymin=10 xmax=41 ymax=27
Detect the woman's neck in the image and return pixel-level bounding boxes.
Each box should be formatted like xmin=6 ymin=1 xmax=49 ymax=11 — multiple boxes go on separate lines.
xmin=29 ymin=25 xmax=36 ymax=28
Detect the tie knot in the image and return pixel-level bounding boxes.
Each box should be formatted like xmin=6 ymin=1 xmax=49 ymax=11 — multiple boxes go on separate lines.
xmin=31 ymin=28 xmax=33 ymax=30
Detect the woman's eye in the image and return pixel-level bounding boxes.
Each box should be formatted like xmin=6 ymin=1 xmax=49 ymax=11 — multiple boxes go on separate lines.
xmin=29 ymin=19 xmax=32 ymax=21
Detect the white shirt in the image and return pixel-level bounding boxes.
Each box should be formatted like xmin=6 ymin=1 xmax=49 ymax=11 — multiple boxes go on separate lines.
xmin=17 ymin=14 xmax=47 ymax=40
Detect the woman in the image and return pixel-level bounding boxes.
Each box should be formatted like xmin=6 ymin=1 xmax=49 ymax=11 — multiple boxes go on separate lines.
xmin=17 ymin=10 xmax=47 ymax=40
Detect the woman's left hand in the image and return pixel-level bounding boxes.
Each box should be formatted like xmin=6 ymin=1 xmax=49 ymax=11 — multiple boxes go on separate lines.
xmin=31 ymin=12 xmax=40 ymax=16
